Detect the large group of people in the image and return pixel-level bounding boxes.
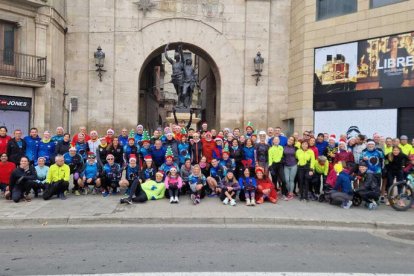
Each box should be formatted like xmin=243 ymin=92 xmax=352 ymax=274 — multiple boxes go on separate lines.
xmin=1 ymin=122 xmax=414 ymax=210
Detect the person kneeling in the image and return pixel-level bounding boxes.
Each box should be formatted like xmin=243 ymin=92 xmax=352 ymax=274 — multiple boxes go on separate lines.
xmin=43 ymin=155 xmax=70 ymax=200
xmin=219 ymin=170 xmax=240 ymax=206
xmin=355 ymin=161 xmax=380 ymax=210
xmin=330 ymin=164 xmax=353 ymax=209
xmin=255 ymin=166 xmax=277 ymax=204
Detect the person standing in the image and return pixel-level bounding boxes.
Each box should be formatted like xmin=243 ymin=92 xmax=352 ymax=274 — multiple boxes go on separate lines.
xmin=283 ymin=136 xmax=298 ymax=200
xmin=7 ymin=129 xmax=27 ymax=166
xmin=24 ymin=128 xmax=40 ymax=165
xmin=37 ymin=131 xmax=55 ymax=166
xmin=0 ymin=153 xmax=15 ymax=197
xmin=0 ymin=126 xmax=11 ymax=155
xmin=296 ymin=141 xmax=316 ymax=201
xmin=268 ymin=136 xmax=288 ymax=200
xmin=55 ymin=133 xmax=71 ymax=156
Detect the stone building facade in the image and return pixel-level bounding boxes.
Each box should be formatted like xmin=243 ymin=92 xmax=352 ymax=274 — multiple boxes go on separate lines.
xmin=1 ymin=0 xmax=413 ymax=136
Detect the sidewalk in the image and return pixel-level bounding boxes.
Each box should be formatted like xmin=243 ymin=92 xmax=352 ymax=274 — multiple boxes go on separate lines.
xmin=0 ymin=194 xmax=413 ymax=230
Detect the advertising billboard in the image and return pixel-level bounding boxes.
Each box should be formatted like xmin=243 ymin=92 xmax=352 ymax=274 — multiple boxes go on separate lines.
xmin=314 ymin=109 xmax=397 ymax=139
xmin=314 ymin=32 xmax=414 ymax=94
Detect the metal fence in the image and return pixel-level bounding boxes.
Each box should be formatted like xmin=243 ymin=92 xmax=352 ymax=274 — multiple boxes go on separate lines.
xmin=0 ymin=50 xmax=47 ymax=82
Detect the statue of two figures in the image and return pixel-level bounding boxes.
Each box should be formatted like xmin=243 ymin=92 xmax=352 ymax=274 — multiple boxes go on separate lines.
xmin=164 ymin=44 xmax=199 ymax=109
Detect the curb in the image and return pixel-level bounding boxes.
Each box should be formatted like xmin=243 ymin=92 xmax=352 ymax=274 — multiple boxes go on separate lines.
xmin=0 ymin=216 xmax=413 ymax=230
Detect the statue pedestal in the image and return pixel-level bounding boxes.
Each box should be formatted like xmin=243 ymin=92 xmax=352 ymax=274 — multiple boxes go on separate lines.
xmin=166 ymin=110 xmax=201 ymax=130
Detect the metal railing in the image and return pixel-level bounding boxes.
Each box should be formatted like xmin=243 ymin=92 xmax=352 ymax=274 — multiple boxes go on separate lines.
xmin=0 ymin=50 xmax=47 ymax=82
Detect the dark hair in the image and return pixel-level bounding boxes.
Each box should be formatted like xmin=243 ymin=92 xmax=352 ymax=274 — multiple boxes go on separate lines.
xmin=188 ymin=128 xmax=195 ymax=131
xmin=20 ymin=156 xmax=29 ymax=162
xmin=317 ymin=133 xmax=324 ymax=137
xmin=64 ymin=133 xmax=70 ymax=137
xmin=30 ymin=127 xmax=38 ymax=131
xmin=388 ymin=36 xmax=399 ymax=48
xmin=0 ymin=126 xmax=7 ymax=132
xmin=233 ymin=128 xmax=240 ymax=132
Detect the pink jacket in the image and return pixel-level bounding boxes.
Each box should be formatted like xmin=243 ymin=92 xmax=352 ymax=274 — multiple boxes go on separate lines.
xmin=164 ymin=175 xmax=183 ymax=189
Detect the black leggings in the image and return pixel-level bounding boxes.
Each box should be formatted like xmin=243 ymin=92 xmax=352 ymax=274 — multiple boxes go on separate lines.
xmin=270 ymin=163 xmax=288 ymax=196
xmin=129 ymin=179 xmax=148 ymax=203
xmin=220 ymin=189 xmax=236 ymax=201
xmin=297 ymin=166 xmax=310 ymax=200
xmin=168 ymin=186 xmax=180 ymax=198
xmin=10 ymin=180 xmax=36 ymax=203
xmin=43 ymin=180 xmax=69 ymax=200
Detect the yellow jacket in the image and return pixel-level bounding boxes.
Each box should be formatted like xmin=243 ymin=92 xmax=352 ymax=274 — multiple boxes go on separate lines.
xmin=295 ymin=149 xmax=315 ymax=169
xmin=268 ymin=145 xmax=284 ymax=166
xmin=314 ymin=161 xmax=329 ymax=176
xmin=46 ymin=164 xmax=70 ymax=183
xmin=399 ymin=144 xmax=413 ymax=156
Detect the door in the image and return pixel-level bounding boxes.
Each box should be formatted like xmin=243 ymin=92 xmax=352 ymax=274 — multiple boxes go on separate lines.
xmin=0 ymin=110 xmax=30 ymax=136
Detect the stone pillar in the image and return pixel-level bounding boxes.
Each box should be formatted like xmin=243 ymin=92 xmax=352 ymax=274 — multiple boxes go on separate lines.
xmin=243 ymin=0 xmax=271 ymax=131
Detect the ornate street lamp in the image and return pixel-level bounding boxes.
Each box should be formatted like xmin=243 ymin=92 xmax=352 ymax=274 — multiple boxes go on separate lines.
xmin=252 ymin=52 xmax=264 ymax=86
xmin=94 ymin=46 xmax=106 ymax=81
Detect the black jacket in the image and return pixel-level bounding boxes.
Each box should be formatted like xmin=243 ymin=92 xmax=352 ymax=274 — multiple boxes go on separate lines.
xmin=9 ymin=166 xmax=37 ymax=188
xmin=358 ymin=172 xmax=380 ymax=193
xmin=7 ymin=138 xmax=27 ymax=165
xmin=55 ymin=140 xmax=71 ymax=155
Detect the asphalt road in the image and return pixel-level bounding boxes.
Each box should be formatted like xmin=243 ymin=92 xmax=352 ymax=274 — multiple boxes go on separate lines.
xmin=0 ymin=226 xmax=413 ymax=275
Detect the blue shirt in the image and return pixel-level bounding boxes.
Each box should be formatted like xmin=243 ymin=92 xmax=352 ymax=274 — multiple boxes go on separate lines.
xmin=82 ymin=162 xmax=99 ymax=179
xmin=268 ymin=135 xmax=287 ymax=147
xmin=24 ymin=135 xmax=40 ymax=162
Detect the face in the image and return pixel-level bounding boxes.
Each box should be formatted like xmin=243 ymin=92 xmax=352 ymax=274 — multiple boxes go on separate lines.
xmin=113 ymin=138 xmax=119 ymax=146
xmin=227 ymin=172 xmax=234 ymax=180
xmin=233 ymin=129 xmax=240 ymax=136
xmin=181 ymin=136 xmax=187 ymax=143
xmin=211 ymin=159 xmax=218 ymax=167
xmin=251 ymin=136 xmax=257 ymax=143
xmin=287 ymin=137 xmax=294 ymax=146
xmin=267 ymin=127 xmax=274 ymax=136
xmin=309 ymin=138 xmax=316 ymax=146
xmin=245 ymin=139 xmax=252 ymax=147
xmin=156 ymin=174 xmax=163 ymax=182
xmin=367 ymin=144 xmax=375 ymax=151
xmin=0 ymin=153 xmax=7 ymax=162
xmin=301 ymin=142 xmax=309 ymax=150
xmin=401 ymin=139 xmax=408 ymax=145
xmin=202 ymin=123 xmax=208 ymax=130
xmin=128 ymin=139 xmax=135 ymax=146
xmin=78 ymin=134 xmax=85 ymax=142
xmin=200 ymin=156 xmax=206 ymax=163
xmin=259 ymin=134 xmax=266 ymax=142
xmin=153 ymin=130 xmax=160 ymax=138
xmin=391 ymin=37 xmax=399 ymax=49
xmin=273 ymin=137 xmax=280 ymax=146
xmin=107 ymin=132 xmax=114 ymax=138
xmin=88 ymin=156 xmax=96 ymax=163
xmin=243 ymin=168 xmax=250 ymax=177
xmin=174 ymin=125 xmax=180 ymax=133
xmin=166 ymin=157 xmax=173 ymax=164
xmin=14 ymin=130 xmax=22 ymax=139
xmin=324 ymin=133 xmax=329 ymax=140
xmin=145 ymin=160 xmax=153 ymax=167
xmin=38 ymin=158 xmax=45 ymax=166
xmin=215 ymin=140 xmax=222 ymax=146
xmin=185 ymin=160 xmax=191 ymax=167
xmin=0 ymin=127 xmax=6 ymax=136
xmin=329 ymin=139 xmax=335 ymax=146
xmin=20 ymin=157 xmax=29 ymax=168
xmin=359 ymin=166 xmax=367 ymax=174
xmin=239 ymin=136 xmax=245 ymax=143
xmin=121 ymin=129 xmax=128 ymax=136
xmin=55 ymin=157 xmax=64 ymax=166
xmin=317 ymin=135 xmax=324 ymax=143
xmin=274 ymin=128 xmax=281 ymax=136
xmin=211 ymin=129 xmax=217 ymax=136
xmin=302 ymin=131 xmax=310 ymax=139
xmin=64 ymin=134 xmax=70 ymax=142
xmin=137 ymin=126 xmax=143 ymax=134
xmin=193 ymin=133 xmax=200 ymax=140
xmin=90 ymin=132 xmax=98 ymax=139
xmin=43 ymin=132 xmax=51 ymax=140
xmin=386 ymin=138 xmax=392 ymax=146
xmin=392 ymin=147 xmax=400 ymax=156
xmin=232 ymin=140 xmax=238 ymax=147
xmin=193 ymin=166 xmax=200 ymax=175
xmin=393 ymin=138 xmax=400 ymax=146
xmin=129 ymin=159 xmax=137 ymax=167
xmin=69 ymin=149 xmax=76 ymax=156
xmin=30 ymin=129 xmax=38 ymax=138
xmin=339 ymin=143 xmax=346 ymax=150
xmin=56 ymin=128 xmax=64 ymax=135
xmin=80 ymin=127 xmax=87 ymax=134
xmin=155 ymin=141 xmax=162 ymax=149
xmin=106 ymin=156 xmax=114 ymax=165
xmin=188 ymin=130 xmax=195 ymax=136
xmin=293 ymin=132 xmax=299 ymax=139
xmin=256 ymin=171 xmax=263 ymax=179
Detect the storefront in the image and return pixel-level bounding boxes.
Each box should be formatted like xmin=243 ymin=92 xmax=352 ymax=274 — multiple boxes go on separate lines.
xmin=0 ymin=95 xmax=31 ymax=135
xmin=313 ymin=31 xmax=414 ymax=138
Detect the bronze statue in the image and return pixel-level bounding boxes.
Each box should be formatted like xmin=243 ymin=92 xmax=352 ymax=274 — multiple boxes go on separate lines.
xmin=164 ymin=44 xmax=184 ymax=105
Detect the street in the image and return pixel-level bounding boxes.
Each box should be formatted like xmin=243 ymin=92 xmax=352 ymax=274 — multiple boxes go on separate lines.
xmin=0 ymin=225 xmax=413 ymax=275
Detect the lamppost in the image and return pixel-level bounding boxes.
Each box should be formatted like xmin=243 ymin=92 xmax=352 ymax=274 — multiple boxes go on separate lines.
xmin=252 ymin=52 xmax=264 ymax=86
xmin=94 ymin=46 xmax=106 ymax=81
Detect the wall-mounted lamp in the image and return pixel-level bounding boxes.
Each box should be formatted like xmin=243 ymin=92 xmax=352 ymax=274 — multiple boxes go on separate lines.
xmin=94 ymin=46 xmax=106 ymax=81
xmin=252 ymin=52 xmax=264 ymax=86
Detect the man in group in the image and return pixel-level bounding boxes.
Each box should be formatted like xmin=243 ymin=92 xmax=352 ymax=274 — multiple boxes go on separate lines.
xmin=206 ymin=158 xmax=225 ymax=197
xmin=135 ymin=125 xmax=144 ymax=146
xmin=118 ymin=128 xmax=129 ymax=147
xmin=355 ymin=161 xmax=381 ymax=210
xmin=43 ymin=155 xmax=70 ymax=200
xmin=399 ymin=135 xmax=412 ymax=156
xmin=7 ymin=129 xmax=27 ymax=166
xmin=24 ymin=128 xmax=41 ymax=165
xmin=0 ymin=126 xmax=11 ymax=155
xmin=51 ymin=127 xmax=65 ymax=145
xmin=315 ymin=133 xmax=328 ymax=156
xmin=361 ymin=140 xmax=384 ymax=184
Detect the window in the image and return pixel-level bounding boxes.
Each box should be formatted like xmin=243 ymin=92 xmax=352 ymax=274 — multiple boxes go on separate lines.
xmin=317 ymin=0 xmax=357 ymax=21
xmin=0 ymin=21 xmax=16 ymax=65
xmin=370 ymin=0 xmax=407 ymax=8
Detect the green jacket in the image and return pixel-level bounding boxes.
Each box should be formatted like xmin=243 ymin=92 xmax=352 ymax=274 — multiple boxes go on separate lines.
xmin=141 ymin=180 xmax=166 ymax=200
xmin=268 ymin=145 xmax=284 ymax=166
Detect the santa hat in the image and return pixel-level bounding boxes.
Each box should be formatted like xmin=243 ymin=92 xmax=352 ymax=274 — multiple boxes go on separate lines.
xmin=69 ymin=147 xmax=77 ymax=151
xmin=129 ymin=154 xmax=137 ymax=162
xmin=338 ymin=139 xmax=347 ymax=145
xmin=255 ymin=166 xmax=265 ymax=174
xmin=106 ymin=128 xmax=114 ymax=134
xmin=214 ymin=137 xmax=223 ymax=143
xmin=205 ymin=131 xmax=212 ymax=137
xmin=144 ymin=155 xmax=152 ymax=162
xmin=156 ymin=171 xmax=164 ymax=177
xmin=141 ymin=130 xmax=151 ymax=143
xmin=329 ymin=134 xmax=336 ymax=142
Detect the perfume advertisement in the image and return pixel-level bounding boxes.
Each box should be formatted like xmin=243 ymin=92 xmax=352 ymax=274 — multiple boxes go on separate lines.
xmin=314 ymin=31 xmax=414 ymax=94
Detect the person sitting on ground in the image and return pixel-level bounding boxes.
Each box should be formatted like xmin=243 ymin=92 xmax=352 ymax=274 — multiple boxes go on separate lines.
xmin=164 ymin=166 xmax=183 ymax=204
xmin=330 ymin=162 xmax=354 ymax=209
xmin=180 ymin=158 xmax=193 ymax=194
xmin=9 ymin=156 xmax=37 ymax=202
xmin=78 ymin=152 xmax=102 ymax=194
xmin=354 ymin=161 xmax=381 ymax=210
xmin=34 ymin=156 xmax=49 ymax=197
xmin=188 ymin=164 xmax=207 ymax=205
xmin=120 ymin=171 xmax=166 ymax=205
xmin=43 ymin=155 xmax=70 ymax=200
xmin=206 ymin=158 xmax=225 ymax=197
xmin=219 ymin=170 xmax=240 ymax=206
xmin=159 ymin=147 xmax=179 ymax=175
xmin=255 ymin=166 xmax=277 ymax=204
xmin=238 ymin=167 xmax=257 ymax=206
xmin=0 ymin=153 xmax=16 ymax=198
xmin=140 ymin=155 xmax=157 ymax=183
xmin=119 ymin=155 xmax=140 ymax=196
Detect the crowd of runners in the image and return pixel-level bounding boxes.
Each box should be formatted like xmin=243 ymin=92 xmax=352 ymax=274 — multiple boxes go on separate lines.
xmin=1 ymin=122 xmax=413 ymax=210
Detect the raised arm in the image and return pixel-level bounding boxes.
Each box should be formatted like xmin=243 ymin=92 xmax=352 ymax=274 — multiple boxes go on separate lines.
xmin=164 ymin=44 xmax=174 ymax=65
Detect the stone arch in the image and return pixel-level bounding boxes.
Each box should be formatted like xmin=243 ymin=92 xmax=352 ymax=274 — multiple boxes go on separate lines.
xmin=137 ymin=18 xmax=244 ymax=128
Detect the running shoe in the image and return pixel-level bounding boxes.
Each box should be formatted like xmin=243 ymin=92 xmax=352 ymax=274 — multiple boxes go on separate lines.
xmin=102 ymin=191 xmax=110 ymax=197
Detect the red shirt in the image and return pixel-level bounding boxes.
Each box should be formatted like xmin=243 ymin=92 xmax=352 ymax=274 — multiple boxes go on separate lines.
xmin=0 ymin=135 xmax=11 ymax=155
xmin=0 ymin=161 xmax=16 ymax=185
xmin=71 ymin=133 xmax=91 ymax=145
xmin=201 ymin=138 xmax=216 ymax=163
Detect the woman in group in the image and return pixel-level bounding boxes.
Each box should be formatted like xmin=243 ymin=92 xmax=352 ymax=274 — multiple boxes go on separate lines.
xmin=74 ymin=133 xmax=89 ymax=161
xmin=385 ymin=146 xmax=408 ymax=204
xmin=283 ymin=136 xmax=297 ymax=200
xmin=101 ymin=154 xmax=122 ymax=197
xmin=219 ymin=170 xmax=240 ymax=206
xmin=238 ymin=167 xmax=257 ymax=206
xmin=140 ymin=155 xmax=156 ymax=183
xmin=108 ymin=137 xmax=125 ymax=168
xmin=120 ymin=171 xmax=166 ymax=204
xmin=229 ymin=139 xmax=243 ymax=178
xmin=9 ymin=156 xmax=37 ymax=202
xmin=255 ymin=166 xmax=277 ymax=204
xmin=188 ymin=164 xmax=207 ymax=205
xmin=296 ymin=140 xmax=316 ymax=201
xmin=34 ymin=156 xmax=49 ymax=197
xmin=164 ymin=167 xmax=183 ymax=204
xmin=119 ymin=155 xmax=140 ymax=195
xmin=242 ymin=138 xmax=255 ymax=175
xmin=308 ymin=137 xmax=319 ymax=159
xmin=55 ymin=133 xmax=71 ymax=156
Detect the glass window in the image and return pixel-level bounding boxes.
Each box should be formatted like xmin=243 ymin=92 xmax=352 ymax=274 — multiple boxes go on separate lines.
xmin=317 ymin=0 xmax=357 ymax=21
xmin=370 ymin=0 xmax=407 ymax=8
xmin=3 ymin=24 xmax=15 ymax=65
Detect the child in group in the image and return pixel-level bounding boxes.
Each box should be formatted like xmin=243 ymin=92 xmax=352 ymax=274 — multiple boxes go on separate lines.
xmin=238 ymin=167 xmax=257 ymax=206
xmin=219 ymin=170 xmax=240 ymax=206
xmin=188 ymin=164 xmax=207 ymax=205
xmin=164 ymin=167 xmax=183 ymax=203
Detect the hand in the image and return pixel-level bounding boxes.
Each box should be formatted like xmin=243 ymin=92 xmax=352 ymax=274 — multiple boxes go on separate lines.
xmin=263 ymin=189 xmax=270 ymax=195
xmin=309 ymin=171 xmax=314 ymax=176
xmin=87 ymin=178 xmax=92 ymax=184
xmin=227 ymin=187 xmax=233 ymax=192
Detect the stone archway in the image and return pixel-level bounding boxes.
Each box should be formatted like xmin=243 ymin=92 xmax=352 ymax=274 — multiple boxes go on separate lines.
xmin=136 ymin=18 xmax=244 ymax=129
